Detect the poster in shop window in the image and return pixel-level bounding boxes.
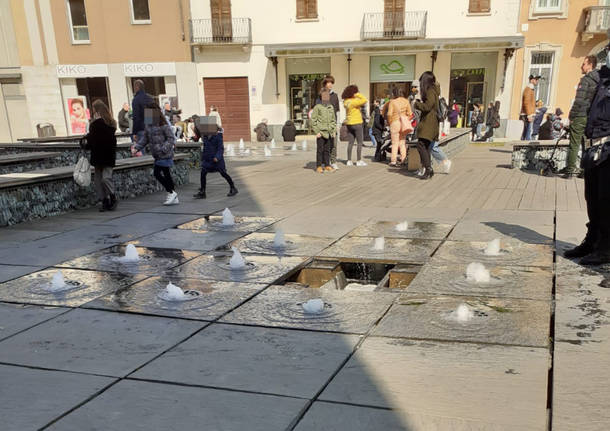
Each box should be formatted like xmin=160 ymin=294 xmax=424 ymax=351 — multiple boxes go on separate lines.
xmin=66 ymin=96 xmax=90 ymax=135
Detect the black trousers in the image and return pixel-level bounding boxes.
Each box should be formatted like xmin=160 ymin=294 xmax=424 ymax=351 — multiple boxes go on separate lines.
xmin=416 ymin=138 xmax=432 ymax=169
xmin=153 ymin=165 xmax=175 ymax=193
xmin=200 ymin=167 xmax=235 ymax=191
xmin=584 ymin=158 xmax=610 ymax=248
xmin=372 ymin=131 xmax=383 ymax=161
xmin=346 ymin=124 xmax=364 ymax=161
xmin=316 ymin=136 xmax=332 ymax=167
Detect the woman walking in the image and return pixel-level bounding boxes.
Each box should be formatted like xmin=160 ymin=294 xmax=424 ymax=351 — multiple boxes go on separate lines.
xmin=385 ymin=87 xmax=413 ymax=167
xmin=413 ymin=71 xmax=440 ymax=180
xmin=341 ymin=85 xmax=368 ymax=166
xmin=132 ymin=103 xmax=179 ymax=205
xmin=80 ymin=99 xmax=118 ymax=211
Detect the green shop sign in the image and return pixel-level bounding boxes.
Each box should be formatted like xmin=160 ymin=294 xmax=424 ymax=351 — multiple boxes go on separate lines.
xmin=370 ymin=55 xmax=415 ymax=83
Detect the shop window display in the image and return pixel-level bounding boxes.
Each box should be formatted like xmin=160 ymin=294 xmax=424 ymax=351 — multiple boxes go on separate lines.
xmin=289 ymin=73 xmax=325 ymax=135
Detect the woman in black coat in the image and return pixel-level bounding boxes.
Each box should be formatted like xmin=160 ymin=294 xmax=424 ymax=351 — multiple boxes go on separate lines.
xmin=80 ymin=99 xmax=118 ymax=211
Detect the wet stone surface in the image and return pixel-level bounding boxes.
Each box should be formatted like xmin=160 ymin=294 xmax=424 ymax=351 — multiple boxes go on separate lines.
xmin=221 ymin=285 xmax=397 ymax=334
xmin=0 ymin=264 xmax=45 ymax=283
xmin=228 ymin=232 xmax=334 ymax=257
xmin=56 ymin=245 xmax=201 ymax=275
xmin=84 ymin=277 xmax=267 ymax=321
xmin=133 ymin=323 xmax=360 ymax=398
xmin=431 ymin=240 xmax=553 ymax=268
xmin=166 ymin=253 xmax=306 ymax=284
xmin=407 ymin=264 xmax=553 ymax=301
xmin=177 ymin=215 xmax=278 ymax=232
xmin=318 ymin=237 xmax=441 ymax=264
xmin=449 ymin=220 xmax=554 ymax=244
xmin=372 ymin=295 xmax=551 ymax=347
xmin=0 ymin=268 xmax=146 ymax=307
xmin=349 ymin=221 xmax=454 ymax=241
xmin=0 ymin=302 xmax=67 ymax=341
xmin=129 ymin=229 xmax=244 ymax=252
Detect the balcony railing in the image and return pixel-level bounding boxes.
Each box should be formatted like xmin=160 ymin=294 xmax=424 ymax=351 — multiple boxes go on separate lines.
xmin=190 ymin=18 xmax=251 ymax=45
xmin=582 ymin=6 xmax=610 ymax=42
xmin=362 ymin=11 xmax=427 ymax=40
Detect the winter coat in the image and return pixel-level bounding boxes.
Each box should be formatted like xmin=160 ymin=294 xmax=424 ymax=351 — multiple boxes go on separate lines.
xmin=372 ymin=107 xmax=385 ymax=136
xmin=551 ymin=115 xmax=564 ymax=140
xmin=448 ymin=108 xmax=459 ymax=127
xmin=254 ymin=122 xmax=271 ymax=142
xmin=118 ymin=109 xmax=130 ymax=132
xmin=131 ymin=90 xmax=153 ymax=135
xmin=532 ymin=107 xmax=547 ymax=136
xmin=315 ymin=91 xmax=340 ymax=119
xmin=282 ymin=121 xmax=297 ymax=142
xmin=134 ymin=124 xmax=176 ymax=162
xmin=414 ymin=83 xmax=440 ymax=142
xmin=521 ymin=85 xmax=535 ymax=117
xmin=311 ymin=103 xmax=337 ymax=139
xmin=569 ymin=69 xmax=601 ymax=119
xmin=81 ymin=118 xmax=117 ymax=168
xmin=343 ymin=93 xmax=368 ymax=125
xmin=201 ymin=132 xmax=226 ymax=172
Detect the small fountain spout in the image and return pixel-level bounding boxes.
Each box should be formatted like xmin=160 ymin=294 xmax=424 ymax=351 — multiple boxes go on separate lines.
xmin=222 ymin=208 xmax=235 ymax=226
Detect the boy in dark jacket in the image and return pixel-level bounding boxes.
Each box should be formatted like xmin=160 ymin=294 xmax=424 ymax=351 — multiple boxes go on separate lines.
xmin=193 ymin=116 xmax=238 ymax=199
xmin=282 ymin=120 xmax=297 ymax=142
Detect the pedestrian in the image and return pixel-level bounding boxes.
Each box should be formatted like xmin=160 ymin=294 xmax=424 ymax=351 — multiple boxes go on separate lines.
xmin=311 ymin=87 xmax=337 ymax=173
xmin=371 ymin=99 xmax=385 ymax=162
xmin=132 ymin=103 xmax=179 ymax=206
xmin=117 ymin=102 xmax=130 ymax=133
xmin=448 ymin=101 xmax=459 ymax=128
xmin=341 ymin=85 xmax=368 ymax=166
xmin=163 ymin=101 xmax=183 ymax=139
xmin=470 ymin=104 xmax=482 ymax=141
xmin=531 ymin=100 xmax=547 ymax=140
xmin=413 ymin=71 xmax=440 ymax=180
xmin=282 ymin=120 xmax=297 ymax=142
xmin=254 ymin=119 xmax=271 ymax=142
xmin=314 ymin=76 xmax=341 ymax=169
xmin=521 ymin=74 xmax=540 ymax=141
xmin=209 ymin=105 xmax=222 ymax=128
xmin=551 ymin=108 xmax=564 ymax=140
xmin=80 ymin=99 xmax=118 ymax=211
xmin=192 ymin=116 xmax=238 ymax=199
xmin=561 ymin=55 xmax=600 ymax=178
xmin=478 ymin=101 xmax=501 ymax=142
xmin=385 ymin=87 xmax=412 ymax=167
xmin=131 ymin=79 xmax=153 ymax=145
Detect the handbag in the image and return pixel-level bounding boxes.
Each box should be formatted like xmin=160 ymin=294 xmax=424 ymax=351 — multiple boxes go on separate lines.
xmin=399 ymin=114 xmax=414 ymax=134
xmin=581 ymin=142 xmax=610 ymax=170
xmin=73 ymin=152 xmax=91 ymax=187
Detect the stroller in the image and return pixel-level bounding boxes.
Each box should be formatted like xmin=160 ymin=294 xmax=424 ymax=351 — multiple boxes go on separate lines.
xmin=540 ymin=129 xmax=569 ymax=176
xmin=376 ymin=110 xmax=420 ymax=162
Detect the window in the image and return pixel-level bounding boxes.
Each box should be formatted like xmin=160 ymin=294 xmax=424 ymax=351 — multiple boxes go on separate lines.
xmin=469 ymin=0 xmax=491 ymax=13
xmin=534 ymin=0 xmax=561 ymax=13
xmin=296 ymin=0 xmax=317 ymax=20
xmin=67 ymin=0 xmax=89 ymax=43
xmin=529 ymin=52 xmax=554 ymax=105
xmin=130 ymin=0 xmax=150 ymax=23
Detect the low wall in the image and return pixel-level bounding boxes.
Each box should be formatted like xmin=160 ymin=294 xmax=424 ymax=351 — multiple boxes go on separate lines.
xmin=512 ymin=142 xmax=580 ymax=171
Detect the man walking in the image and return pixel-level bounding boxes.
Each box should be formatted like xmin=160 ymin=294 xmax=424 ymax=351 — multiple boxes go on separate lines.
xmin=562 ymin=55 xmax=600 ymax=178
xmin=131 ymin=80 xmax=153 ymax=145
xmin=520 ymin=74 xmax=540 ymax=141
xmin=315 ymin=76 xmax=341 ymax=169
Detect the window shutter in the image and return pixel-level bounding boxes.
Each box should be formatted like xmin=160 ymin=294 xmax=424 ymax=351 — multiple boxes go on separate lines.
xmin=384 ymin=0 xmax=404 ymax=13
xmin=296 ymin=0 xmax=306 ymax=19
xmin=469 ymin=0 xmax=491 ymax=13
xmin=306 ymin=0 xmax=317 ymax=18
xmin=211 ymin=0 xmax=220 ymax=20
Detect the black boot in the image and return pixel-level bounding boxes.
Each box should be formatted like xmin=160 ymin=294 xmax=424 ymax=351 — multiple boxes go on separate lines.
xmin=580 ymin=249 xmax=610 ymax=265
xmin=227 ymin=187 xmax=238 ymax=197
xmin=420 ymin=167 xmax=434 ymax=180
xmin=193 ymin=190 xmax=206 ymax=199
xmin=564 ymin=228 xmax=597 ymax=259
xmin=108 ymin=193 xmax=118 ymax=211
xmin=99 ymin=197 xmax=110 ymax=212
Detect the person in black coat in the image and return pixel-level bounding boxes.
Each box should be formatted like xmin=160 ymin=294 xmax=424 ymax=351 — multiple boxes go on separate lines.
xmin=131 ymin=79 xmax=153 ymax=144
xmin=80 ymin=100 xmax=118 ymax=211
xmin=192 ymin=116 xmax=238 ymax=199
xmin=118 ymin=102 xmax=130 ymax=133
xmin=371 ymin=99 xmax=385 ymax=161
xmin=282 ymin=120 xmax=297 ymax=142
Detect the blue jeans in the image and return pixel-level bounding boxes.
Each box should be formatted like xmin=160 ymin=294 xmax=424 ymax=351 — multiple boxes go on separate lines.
xmin=428 ymin=141 xmax=447 ymax=163
xmin=521 ymin=119 xmax=532 ymax=141
xmin=368 ymin=128 xmax=376 ymax=147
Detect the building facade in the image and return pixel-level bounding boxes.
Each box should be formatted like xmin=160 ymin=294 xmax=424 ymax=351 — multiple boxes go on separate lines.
xmin=510 ymin=0 xmax=609 ymax=124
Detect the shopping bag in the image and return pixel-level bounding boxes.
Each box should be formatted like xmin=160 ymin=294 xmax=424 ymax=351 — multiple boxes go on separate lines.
xmin=73 ymin=154 xmax=91 ymax=187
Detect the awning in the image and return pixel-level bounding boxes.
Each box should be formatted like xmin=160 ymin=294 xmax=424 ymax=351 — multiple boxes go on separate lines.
xmin=265 ymin=35 xmax=524 ymax=57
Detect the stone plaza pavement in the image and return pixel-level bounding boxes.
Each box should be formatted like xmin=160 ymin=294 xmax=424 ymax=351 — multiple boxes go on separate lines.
xmin=0 ymin=141 xmax=607 ymax=430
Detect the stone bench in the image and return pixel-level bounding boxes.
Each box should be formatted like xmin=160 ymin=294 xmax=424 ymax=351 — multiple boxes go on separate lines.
xmin=0 ymin=154 xmax=190 ymax=226
xmin=401 ymin=129 xmax=471 ymax=170
xmin=0 ymin=152 xmax=63 ymax=174
xmin=512 ymin=140 xmax=579 ymax=171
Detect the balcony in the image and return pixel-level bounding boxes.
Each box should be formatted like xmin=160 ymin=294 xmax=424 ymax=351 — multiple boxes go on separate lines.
xmin=361 ymin=11 xmax=427 ymax=40
xmin=581 ymin=6 xmax=610 ymax=42
xmin=190 ymin=18 xmax=251 ymax=45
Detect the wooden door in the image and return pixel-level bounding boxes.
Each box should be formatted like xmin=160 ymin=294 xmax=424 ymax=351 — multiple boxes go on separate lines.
xmin=210 ymin=0 xmax=232 ymax=42
xmin=203 ymin=77 xmax=250 ymax=142
xmin=384 ymin=0 xmax=404 ymax=37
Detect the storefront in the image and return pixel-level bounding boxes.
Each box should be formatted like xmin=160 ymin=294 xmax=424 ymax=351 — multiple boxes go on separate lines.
xmin=369 ymin=55 xmax=416 ymax=102
xmin=123 ymin=62 xmax=179 ymax=109
xmin=286 ymin=57 xmax=329 ymax=134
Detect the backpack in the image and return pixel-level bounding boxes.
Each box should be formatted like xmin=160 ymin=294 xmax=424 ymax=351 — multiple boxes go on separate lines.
xmin=585 ymin=66 xmax=610 ymax=140
xmin=437 ymin=97 xmax=449 ymax=122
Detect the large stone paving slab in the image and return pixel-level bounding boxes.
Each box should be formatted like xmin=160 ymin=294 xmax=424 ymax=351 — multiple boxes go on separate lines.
xmin=407 ymin=263 xmax=552 ymax=301
xmin=318 ymin=237 xmax=441 ymax=264
xmin=129 ymin=228 xmax=244 ymax=252
xmin=0 ymin=364 xmax=115 ymax=431
xmin=320 ymin=337 xmax=550 ymax=430
xmin=431 ymin=240 xmax=553 ymax=268
xmin=95 ymin=212 xmax=199 ymax=231
xmin=177 ymin=215 xmax=278 ymax=232
xmin=134 ymin=324 xmax=359 ymax=398
xmin=0 ymin=308 xmax=204 ymax=377
xmin=0 ymin=302 xmax=67 ymax=341
xmin=0 ymin=268 xmax=145 ymax=307
xmin=349 ymin=220 xmax=453 ymax=240
xmin=221 ymin=285 xmax=396 ymax=334
xmin=373 ymin=295 xmax=551 ymax=347
xmin=0 ymin=264 xmax=45 ymax=282
xmin=167 ymin=253 xmax=306 ymax=284
xmin=56 ymin=245 xmax=201 ymax=275
xmin=229 ymin=232 xmax=334 ymax=257
xmin=448 ymin=219 xmax=554 ymax=244
xmin=84 ymin=277 xmax=267 ymax=321
xmin=47 ymin=380 xmax=307 ymax=431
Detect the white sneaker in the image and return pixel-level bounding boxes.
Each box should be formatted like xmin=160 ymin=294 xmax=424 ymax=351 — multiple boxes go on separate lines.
xmin=346 ymin=160 xmax=353 ymax=166
xmin=331 ymin=163 xmax=339 ymax=170
xmin=443 ymin=160 xmax=452 ymax=174
xmin=163 ymin=191 xmax=178 ymax=205
xmin=356 ymin=160 xmax=367 ymax=167
xmin=416 ymin=167 xmax=425 ymax=177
